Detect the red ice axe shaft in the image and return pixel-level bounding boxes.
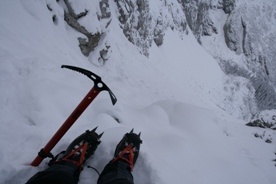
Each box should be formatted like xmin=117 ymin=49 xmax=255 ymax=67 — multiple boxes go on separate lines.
xmin=31 ymin=65 xmax=117 ymax=166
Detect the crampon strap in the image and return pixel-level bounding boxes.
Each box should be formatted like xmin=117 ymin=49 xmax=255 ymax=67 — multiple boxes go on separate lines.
xmin=62 ymin=142 xmax=88 ymax=167
xmin=48 ymin=151 xmax=65 ymax=166
xmin=112 ymin=144 xmax=134 ymax=171
xmin=38 ymin=149 xmax=54 ymax=159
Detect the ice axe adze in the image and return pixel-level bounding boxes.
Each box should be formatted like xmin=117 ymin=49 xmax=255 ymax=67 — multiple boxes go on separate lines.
xmin=31 ymin=65 xmax=117 ymax=166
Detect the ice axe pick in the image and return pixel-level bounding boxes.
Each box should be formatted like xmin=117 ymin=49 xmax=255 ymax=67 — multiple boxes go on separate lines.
xmin=31 ymin=65 xmax=117 ymax=166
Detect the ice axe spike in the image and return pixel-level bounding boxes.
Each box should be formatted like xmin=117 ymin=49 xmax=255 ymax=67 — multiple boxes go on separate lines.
xmin=30 ymin=65 xmax=117 ymax=166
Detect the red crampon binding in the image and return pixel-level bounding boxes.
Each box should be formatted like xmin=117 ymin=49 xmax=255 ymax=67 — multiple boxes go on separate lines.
xmin=62 ymin=142 xmax=89 ymax=167
xmin=112 ymin=144 xmax=135 ymax=171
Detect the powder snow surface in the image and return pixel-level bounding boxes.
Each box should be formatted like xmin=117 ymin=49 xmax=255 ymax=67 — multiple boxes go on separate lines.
xmin=0 ymin=1 xmax=275 ymax=184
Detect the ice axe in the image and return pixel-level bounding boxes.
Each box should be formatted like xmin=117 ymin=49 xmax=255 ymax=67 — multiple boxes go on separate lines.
xmin=31 ymin=65 xmax=117 ymax=166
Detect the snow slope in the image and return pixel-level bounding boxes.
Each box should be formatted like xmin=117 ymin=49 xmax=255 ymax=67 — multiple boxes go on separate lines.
xmin=0 ymin=1 xmax=275 ymax=184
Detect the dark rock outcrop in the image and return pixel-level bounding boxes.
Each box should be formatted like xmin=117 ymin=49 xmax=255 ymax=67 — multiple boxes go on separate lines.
xmin=179 ymin=0 xmax=217 ymax=43
xmin=222 ymin=0 xmax=236 ymax=14
xmin=223 ymin=2 xmax=276 ymax=110
xmin=114 ymin=0 xmax=188 ymax=56
xmin=64 ymin=0 xmax=101 ymax=56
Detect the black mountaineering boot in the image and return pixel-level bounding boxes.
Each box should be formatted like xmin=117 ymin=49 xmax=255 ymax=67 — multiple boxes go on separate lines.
xmin=112 ymin=129 xmax=142 ymax=171
xmin=49 ymin=127 xmax=103 ymax=169
xmin=27 ymin=128 xmax=103 ymax=184
xmin=97 ymin=129 xmax=142 ymax=184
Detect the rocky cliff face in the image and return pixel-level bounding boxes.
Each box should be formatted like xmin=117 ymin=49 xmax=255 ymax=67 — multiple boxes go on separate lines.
xmin=179 ymin=0 xmax=218 ymax=43
xmin=220 ymin=0 xmax=276 ymax=111
xmin=112 ymin=0 xmax=276 ymax=112
xmin=114 ymin=0 xmax=188 ymax=56
xmin=223 ymin=1 xmax=276 ymax=81
xmin=180 ymin=0 xmax=276 ymax=111
xmin=58 ymin=0 xmax=276 ymax=114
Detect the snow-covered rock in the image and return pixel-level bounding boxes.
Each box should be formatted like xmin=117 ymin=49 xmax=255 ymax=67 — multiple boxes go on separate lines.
xmin=186 ymin=0 xmax=276 ymax=111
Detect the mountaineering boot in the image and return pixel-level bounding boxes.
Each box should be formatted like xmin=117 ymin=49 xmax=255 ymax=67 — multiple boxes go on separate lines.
xmin=97 ymin=129 xmax=142 ymax=184
xmin=49 ymin=127 xmax=103 ymax=169
xmin=112 ymin=129 xmax=142 ymax=171
xmin=27 ymin=128 xmax=102 ymax=184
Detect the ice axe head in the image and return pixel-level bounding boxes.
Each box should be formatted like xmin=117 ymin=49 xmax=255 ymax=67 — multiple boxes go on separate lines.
xmin=61 ymin=65 xmax=117 ymax=105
